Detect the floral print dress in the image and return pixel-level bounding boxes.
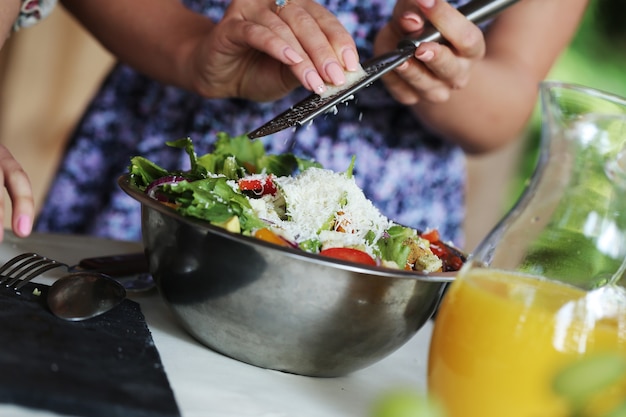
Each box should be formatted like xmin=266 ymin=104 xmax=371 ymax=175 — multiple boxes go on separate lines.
xmin=35 ymin=0 xmax=470 ymax=247
xmin=12 ymin=0 xmax=57 ymax=31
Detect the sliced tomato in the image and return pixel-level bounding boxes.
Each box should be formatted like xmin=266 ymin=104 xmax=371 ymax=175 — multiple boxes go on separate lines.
xmin=319 ymin=247 xmax=377 ymax=266
xmin=238 ymin=176 xmax=277 ymax=196
xmin=420 ymin=229 xmax=465 ymax=272
xmin=420 ymin=229 xmax=440 ymax=243
xmin=429 ymin=242 xmax=465 ymax=272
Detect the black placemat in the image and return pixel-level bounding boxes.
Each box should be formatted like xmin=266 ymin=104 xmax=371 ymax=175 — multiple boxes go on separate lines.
xmin=0 ymin=282 xmax=180 ymax=417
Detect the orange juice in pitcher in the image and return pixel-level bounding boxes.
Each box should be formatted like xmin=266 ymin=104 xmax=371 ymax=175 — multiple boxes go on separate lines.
xmin=427 ymin=82 xmax=626 ymax=417
xmin=428 ymin=267 xmax=626 ymax=417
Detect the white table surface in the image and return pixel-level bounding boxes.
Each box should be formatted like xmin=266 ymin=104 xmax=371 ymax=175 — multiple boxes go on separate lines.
xmin=0 ymin=231 xmax=433 ymax=417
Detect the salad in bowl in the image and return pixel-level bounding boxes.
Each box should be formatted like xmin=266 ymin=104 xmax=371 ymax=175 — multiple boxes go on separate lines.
xmin=126 ymin=133 xmax=464 ymax=274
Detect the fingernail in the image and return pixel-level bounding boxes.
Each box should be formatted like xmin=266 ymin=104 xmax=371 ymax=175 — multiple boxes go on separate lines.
xmin=418 ymin=0 xmax=435 ymax=8
xmin=342 ymin=48 xmax=359 ymax=72
xmin=17 ymin=214 xmax=32 ymax=236
xmin=283 ymin=47 xmax=303 ymax=64
xmin=402 ymin=12 xmax=423 ymax=28
xmin=325 ymin=61 xmax=346 ymax=86
xmin=305 ymin=70 xmax=326 ymax=94
xmin=416 ymin=50 xmax=434 ymax=62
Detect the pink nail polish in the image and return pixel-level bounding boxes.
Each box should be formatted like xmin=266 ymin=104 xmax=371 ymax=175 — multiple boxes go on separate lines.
xmin=416 ymin=50 xmax=434 ymax=62
xmin=342 ymin=49 xmax=359 ymax=72
xmin=305 ymin=70 xmax=326 ymax=94
xmin=397 ymin=61 xmax=410 ymax=71
xmin=325 ymin=62 xmax=346 ymax=86
xmin=402 ymin=12 xmax=423 ymax=28
xmin=418 ymin=0 xmax=436 ymax=8
xmin=283 ymin=47 xmax=303 ymax=64
xmin=17 ymin=214 xmax=32 ymax=236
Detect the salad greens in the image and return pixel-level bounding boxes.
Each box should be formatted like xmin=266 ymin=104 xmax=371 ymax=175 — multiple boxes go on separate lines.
xmin=128 ymin=134 xmax=319 ymax=235
xmin=129 ymin=133 xmax=320 ymax=188
xmin=128 ymin=133 xmax=325 ymax=236
xmin=127 ymin=133 xmax=460 ymax=272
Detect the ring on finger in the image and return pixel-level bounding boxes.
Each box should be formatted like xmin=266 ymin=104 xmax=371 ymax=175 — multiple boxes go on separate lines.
xmin=275 ymin=0 xmax=291 ymax=14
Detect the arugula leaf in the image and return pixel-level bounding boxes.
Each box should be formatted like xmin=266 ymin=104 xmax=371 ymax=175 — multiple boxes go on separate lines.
xmin=128 ymin=157 xmax=170 ymax=189
xmin=196 ymin=133 xmax=321 ymax=177
xmin=165 ymin=137 xmax=208 ymax=180
xmin=345 ymin=155 xmax=356 ymax=179
xmin=128 ymin=137 xmax=208 ymax=189
xmin=162 ymin=178 xmax=266 ymax=232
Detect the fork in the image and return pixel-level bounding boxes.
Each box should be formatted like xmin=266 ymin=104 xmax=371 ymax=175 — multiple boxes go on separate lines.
xmin=0 ymin=253 xmax=66 ymax=290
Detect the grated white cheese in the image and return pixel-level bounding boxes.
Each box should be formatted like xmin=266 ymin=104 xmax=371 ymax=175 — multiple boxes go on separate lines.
xmin=253 ymin=167 xmax=393 ymax=256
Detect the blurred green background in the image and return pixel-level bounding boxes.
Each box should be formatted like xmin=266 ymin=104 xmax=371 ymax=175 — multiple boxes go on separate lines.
xmin=510 ymin=0 xmax=626 ymax=207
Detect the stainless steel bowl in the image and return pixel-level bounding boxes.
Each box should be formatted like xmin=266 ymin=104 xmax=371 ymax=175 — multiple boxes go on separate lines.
xmin=119 ymin=175 xmax=456 ymax=377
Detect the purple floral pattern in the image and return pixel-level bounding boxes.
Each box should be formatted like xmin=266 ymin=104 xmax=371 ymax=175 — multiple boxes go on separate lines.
xmin=35 ymin=0 xmax=471 ymax=247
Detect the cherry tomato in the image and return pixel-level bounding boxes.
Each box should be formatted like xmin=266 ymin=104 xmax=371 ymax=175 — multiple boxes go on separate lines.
xmin=238 ymin=176 xmax=277 ymax=196
xmin=420 ymin=229 xmax=440 ymax=243
xmin=319 ymin=247 xmax=377 ymax=266
xmin=428 ymin=242 xmax=446 ymax=258
xmin=420 ymin=229 xmax=465 ymax=272
xmin=429 ymin=242 xmax=465 ymax=272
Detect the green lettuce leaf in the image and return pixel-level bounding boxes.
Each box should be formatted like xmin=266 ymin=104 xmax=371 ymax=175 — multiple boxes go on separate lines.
xmin=162 ymin=178 xmax=266 ymax=232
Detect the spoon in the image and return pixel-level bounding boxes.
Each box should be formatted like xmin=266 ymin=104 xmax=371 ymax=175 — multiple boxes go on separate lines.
xmin=47 ymin=272 xmax=127 ymax=321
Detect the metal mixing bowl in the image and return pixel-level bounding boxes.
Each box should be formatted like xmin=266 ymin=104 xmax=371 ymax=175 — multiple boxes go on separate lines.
xmin=119 ymin=175 xmax=457 ymax=377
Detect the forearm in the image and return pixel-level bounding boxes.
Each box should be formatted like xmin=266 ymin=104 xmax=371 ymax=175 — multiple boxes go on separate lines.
xmin=60 ymin=0 xmax=214 ymax=92
xmin=411 ymin=57 xmax=538 ymax=154
xmin=0 ymin=0 xmax=20 ymax=49
xmin=410 ymin=0 xmax=589 ymax=154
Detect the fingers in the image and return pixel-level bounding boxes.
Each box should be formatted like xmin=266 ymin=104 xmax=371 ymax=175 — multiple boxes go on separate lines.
xmin=277 ymin=1 xmax=359 ymax=91
xmin=240 ymin=0 xmax=360 ymax=94
xmin=379 ymin=0 xmax=486 ymax=105
xmin=0 ymin=146 xmax=34 ymax=241
xmin=414 ymin=0 xmax=485 ymax=61
xmin=392 ymin=41 xmax=473 ymax=104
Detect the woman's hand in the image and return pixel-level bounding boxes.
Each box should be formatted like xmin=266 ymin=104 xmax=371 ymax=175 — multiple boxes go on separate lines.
xmin=61 ymin=0 xmax=360 ymax=102
xmin=190 ymin=0 xmax=360 ymax=101
xmin=0 ymin=145 xmax=34 ymax=241
xmin=374 ymin=0 xmax=587 ymax=153
xmin=374 ymin=0 xmax=486 ymax=105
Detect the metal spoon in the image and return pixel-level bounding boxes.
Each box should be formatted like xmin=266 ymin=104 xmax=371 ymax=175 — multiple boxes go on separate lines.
xmin=47 ymin=272 xmax=127 ymax=321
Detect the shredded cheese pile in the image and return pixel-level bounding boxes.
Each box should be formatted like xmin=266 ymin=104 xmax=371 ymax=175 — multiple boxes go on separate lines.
xmin=248 ymin=167 xmax=392 ymax=255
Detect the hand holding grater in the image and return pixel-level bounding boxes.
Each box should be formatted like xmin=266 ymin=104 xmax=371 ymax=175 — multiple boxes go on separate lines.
xmin=247 ymin=0 xmax=519 ymax=139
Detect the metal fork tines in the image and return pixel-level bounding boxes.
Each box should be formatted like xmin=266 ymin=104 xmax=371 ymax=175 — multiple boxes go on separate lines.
xmin=0 ymin=253 xmax=67 ymax=290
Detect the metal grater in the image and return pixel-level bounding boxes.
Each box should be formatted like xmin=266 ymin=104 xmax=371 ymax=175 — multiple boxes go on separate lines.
xmin=247 ymin=0 xmax=518 ymax=139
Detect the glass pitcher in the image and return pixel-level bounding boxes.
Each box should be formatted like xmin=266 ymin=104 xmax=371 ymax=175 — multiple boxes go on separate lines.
xmin=427 ymin=82 xmax=626 ymax=417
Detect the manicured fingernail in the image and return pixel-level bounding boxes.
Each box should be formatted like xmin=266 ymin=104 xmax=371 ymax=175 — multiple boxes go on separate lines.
xmin=283 ymin=47 xmax=303 ymax=64
xmin=342 ymin=48 xmax=359 ymax=72
xmin=402 ymin=12 xmax=423 ymax=28
xmin=305 ymin=70 xmax=326 ymax=93
xmin=418 ymin=0 xmax=435 ymax=8
xmin=325 ymin=61 xmax=346 ymax=86
xmin=416 ymin=50 xmax=434 ymax=62
xmin=17 ymin=214 xmax=32 ymax=236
